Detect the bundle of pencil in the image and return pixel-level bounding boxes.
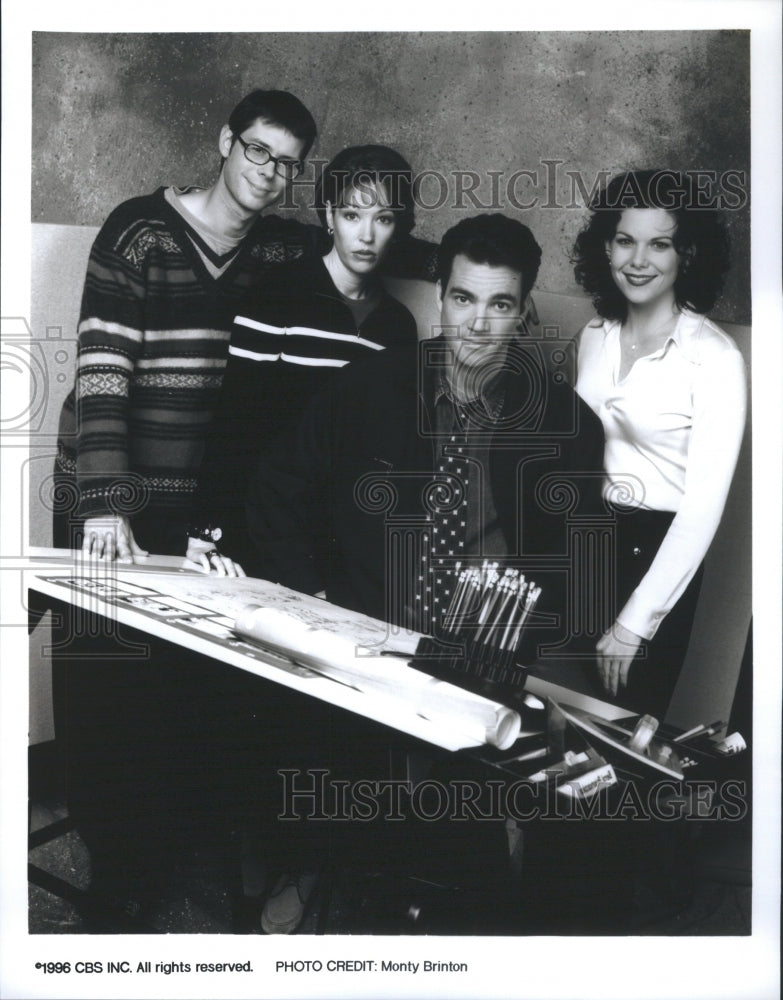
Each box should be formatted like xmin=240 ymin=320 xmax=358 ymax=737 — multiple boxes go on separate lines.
xmin=432 ymin=560 xmax=541 ymax=685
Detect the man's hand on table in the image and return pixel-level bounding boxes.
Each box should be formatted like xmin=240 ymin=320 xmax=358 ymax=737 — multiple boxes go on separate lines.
xmin=82 ymin=515 xmax=148 ymax=563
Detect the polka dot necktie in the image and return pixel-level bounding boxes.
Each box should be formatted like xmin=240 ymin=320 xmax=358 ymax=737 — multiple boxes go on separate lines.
xmin=420 ymin=408 xmax=471 ymax=629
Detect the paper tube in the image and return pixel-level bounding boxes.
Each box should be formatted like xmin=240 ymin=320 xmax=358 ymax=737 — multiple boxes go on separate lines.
xmin=233 ymin=605 xmax=521 ymax=750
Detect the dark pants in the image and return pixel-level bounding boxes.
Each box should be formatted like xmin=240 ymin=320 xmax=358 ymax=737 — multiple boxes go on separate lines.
xmin=610 ymin=508 xmax=704 ymax=720
xmin=49 ymin=600 xmax=395 ymax=889
xmin=49 ymin=608 xmax=251 ymax=894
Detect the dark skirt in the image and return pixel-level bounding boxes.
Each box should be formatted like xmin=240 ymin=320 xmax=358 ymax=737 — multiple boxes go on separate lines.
xmin=608 ymin=507 xmax=704 ymax=720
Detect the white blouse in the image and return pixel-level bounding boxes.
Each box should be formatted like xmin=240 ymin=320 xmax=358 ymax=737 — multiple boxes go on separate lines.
xmin=576 ymin=309 xmax=746 ymax=640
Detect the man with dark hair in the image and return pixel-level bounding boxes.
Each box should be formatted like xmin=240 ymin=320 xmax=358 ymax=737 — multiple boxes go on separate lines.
xmin=49 ymin=87 xmax=435 ymax=927
xmin=240 ymin=213 xmax=606 ymax=933
xmin=247 ymin=213 xmax=605 ymax=640
xmin=53 ymin=89 xmax=318 ymax=563
xmin=53 ymin=88 xmax=434 ymax=564
xmin=49 ymin=90 xmax=320 ymax=922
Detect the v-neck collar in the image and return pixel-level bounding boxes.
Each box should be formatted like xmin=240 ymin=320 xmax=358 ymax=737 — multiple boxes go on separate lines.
xmin=155 ymin=186 xmax=260 ymax=290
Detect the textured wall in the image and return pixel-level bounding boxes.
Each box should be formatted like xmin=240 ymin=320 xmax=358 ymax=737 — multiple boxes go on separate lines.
xmin=32 ymin=30 xmax=750 ymax=322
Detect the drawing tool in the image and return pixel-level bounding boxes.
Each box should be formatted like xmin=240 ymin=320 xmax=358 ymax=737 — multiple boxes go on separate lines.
xmin=672 ymin=719 xmax=725 ymax=743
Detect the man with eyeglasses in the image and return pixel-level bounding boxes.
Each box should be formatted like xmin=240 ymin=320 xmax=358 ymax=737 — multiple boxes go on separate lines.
xmin=53 ymin=88 xmax=434 ymax=564
xmin=54 ymin=90 xmax=318 ymax=564
xmin=48 ymin=88 xmax=434 ymax=926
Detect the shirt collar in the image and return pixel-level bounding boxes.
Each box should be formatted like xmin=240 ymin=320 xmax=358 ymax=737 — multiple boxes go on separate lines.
xmin=432 ymin=365 xmax=506 ymax=420
xmin=603 ymin=308 xmax=705 ymax=365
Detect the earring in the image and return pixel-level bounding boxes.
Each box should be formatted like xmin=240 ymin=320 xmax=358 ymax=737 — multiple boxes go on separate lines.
xmin=327 ymin=227 xmax=334 ymax=236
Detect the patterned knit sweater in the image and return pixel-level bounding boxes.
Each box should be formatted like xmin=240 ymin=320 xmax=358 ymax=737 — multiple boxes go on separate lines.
xmin=55 ymin=187 xmax=436 ymax=551
xmin=54 ymin=188 xmax=325 ymax=538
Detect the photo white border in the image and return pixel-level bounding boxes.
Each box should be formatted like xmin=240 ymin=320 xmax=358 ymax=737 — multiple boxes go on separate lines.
xmin=2 ymin=3 xmax=780 ymax=999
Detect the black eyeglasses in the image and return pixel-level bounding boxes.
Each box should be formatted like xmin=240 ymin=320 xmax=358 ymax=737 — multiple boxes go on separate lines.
xmin=233 ymin=134 xmax=303 ymax=180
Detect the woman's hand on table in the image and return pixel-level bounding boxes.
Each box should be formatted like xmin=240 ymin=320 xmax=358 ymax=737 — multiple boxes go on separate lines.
xmin=186 ymin=536 xmax=246 ymax=577
xmin=595 ymin=620 xmax=643 ymax=697
xmin=82 ymin=515 xmax=149 ymax=563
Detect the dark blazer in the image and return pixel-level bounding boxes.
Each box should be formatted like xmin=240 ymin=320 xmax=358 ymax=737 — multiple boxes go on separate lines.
xmin=246 ymin=338 xmax=606 ymax=648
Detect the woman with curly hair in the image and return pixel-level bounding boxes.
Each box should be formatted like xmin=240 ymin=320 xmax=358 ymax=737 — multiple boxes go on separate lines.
xmin=572 ymin=169 xmax=746 ymax=718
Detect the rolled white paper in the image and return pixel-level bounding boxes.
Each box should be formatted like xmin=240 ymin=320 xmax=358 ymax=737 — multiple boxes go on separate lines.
xmin=233 ymin=605 xmax=522 ymax=750
xmin=415 ymin=677 xmax=521 ymax=750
